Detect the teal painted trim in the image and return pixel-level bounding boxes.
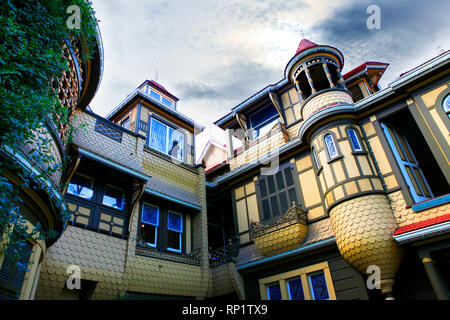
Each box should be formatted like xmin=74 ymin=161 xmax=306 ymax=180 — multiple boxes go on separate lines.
xmin=78 ymin=147 xmax=150 ymax=181
xmin=144 ymin=188 xmax=202 ymax=212
xmin=412 ymin=194 xmax=450 ymax=213
xmin=236 ymin=237 xmax=336 ymax=271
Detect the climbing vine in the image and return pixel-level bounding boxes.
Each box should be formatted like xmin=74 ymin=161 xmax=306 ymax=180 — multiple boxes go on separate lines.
xmin=0 ymin=0 xmax=98 ymax=263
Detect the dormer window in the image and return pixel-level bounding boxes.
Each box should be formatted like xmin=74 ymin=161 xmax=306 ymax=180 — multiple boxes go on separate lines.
xmin=148 ymin=118 xmax=184 ymax=161
xmin=249 ymin=105 xmax=279 ymax=139
xmin=148 ymin=89 xmax=173 ymax=108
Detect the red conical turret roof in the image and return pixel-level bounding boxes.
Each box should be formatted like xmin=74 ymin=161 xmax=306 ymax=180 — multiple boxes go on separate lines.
xmin=296 ymin=39 xmax=318 ymax=54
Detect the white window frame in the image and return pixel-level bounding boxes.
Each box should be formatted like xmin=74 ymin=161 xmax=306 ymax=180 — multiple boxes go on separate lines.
xmin=148 ymin=118 xmax=184 ymax=162
xmin=141 ymin=203 xmax=160 ymax=248
xmin=166 ymin=211 xmax=183 ymax=253
xmin=324 ymin=134 xmax=339 ymax=159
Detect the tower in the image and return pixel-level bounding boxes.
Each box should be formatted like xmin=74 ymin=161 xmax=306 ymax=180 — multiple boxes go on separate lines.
xmin=286 ymin=39 xmax=403 ymax=299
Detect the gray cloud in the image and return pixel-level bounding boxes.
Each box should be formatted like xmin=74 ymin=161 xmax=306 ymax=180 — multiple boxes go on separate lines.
xmin=176 ymin=81 xmax=222 ymax=100
xmin=311 ymin=0 xmax=450 ymax=84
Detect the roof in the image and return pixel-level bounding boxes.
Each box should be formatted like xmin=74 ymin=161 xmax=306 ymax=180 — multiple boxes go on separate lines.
xmin=139 ymin=79 xmax=179 ymax=101
xmin=398 ymin=49 xmax=450 ymax=78
xmin=393 ymin=213 xmax=450 ymax=236
xmin=295 ymin=39 xmax=318 ymax=55
xmin=343 ymin=62 xmax=389 ymax=80
xmin=145 ymin=177 xmax=201 ymax=210
xmin=105 ymin=88 xmax=205 ymax=130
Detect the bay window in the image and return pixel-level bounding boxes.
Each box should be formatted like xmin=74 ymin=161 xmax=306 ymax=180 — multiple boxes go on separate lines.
xmin=67 ymin=174 xmax=94 ymax=200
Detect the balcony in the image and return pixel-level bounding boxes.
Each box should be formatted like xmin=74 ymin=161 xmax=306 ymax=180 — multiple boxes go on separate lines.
xmin=250 ymin=203 xmax=308 ymax=257
xmin=229 ymin=122 xmax=290 ymax=171
xmin=301 ymin=88 xmax=353 ymax=120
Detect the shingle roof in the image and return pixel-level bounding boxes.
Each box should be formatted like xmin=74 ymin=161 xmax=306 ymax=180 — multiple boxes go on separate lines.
xmin=145 ymin=177 xmax=201 ymax=208
xmin=393 ymin=213 xmax=450 ymax=236
xmin=295 ymin=39 xmax=318 ymax=55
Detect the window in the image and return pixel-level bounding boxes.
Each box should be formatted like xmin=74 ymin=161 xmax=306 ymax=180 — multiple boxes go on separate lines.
xmin=65 ymin=161 xmax=130 ymax=238
xmin=167 ymin=212 xmax=183 ymax=253
xmin=324 ymin=134 xmax=339 ymax=159
xmin=267 ymin=283 xmax=282 ymax=300
xmin=312 ymin=147 xmax=321 ymax=171
xmin=120 ymin=117 xmax=130 ymax=130
xmin=259 ymin=262 xmax=336 ymax=300
xmin=138 ymin=203 xmax=186 ymax=254
xmin=102 ymin=185 xmax=126 ymax=210
xmin=0 ymin=233 xmax=33 ymax=300
xmin=149 ymin=90 xmax=161 ymax=101
xmin=149 ymin=118 xmax=184 ymax=161
xmin=141 ymin=203 xmax=159 ymax=247
xmin=308 ymin=271 xmax=330 ymax=300
xmin=161 ymin=97 xmax=173 ymax=108
xmin=381 ymin=122 xmax=433 ymax=203
xmin=287 ymin=278 xmax=305 ymax=300
xmin=347 ymin=128 xmax=363 ymax=152
xmin=256 ymin=164 xmax=300 ymax=223
xmin=149 ymin=90 xmax=174 ymax=108
xmin=443 ymin=94 xmax=450 ymax=117
xmin=67 ymin=174 xmax=94 ymax=200
xmin=249 ymin=105 xmax=279 ymax=139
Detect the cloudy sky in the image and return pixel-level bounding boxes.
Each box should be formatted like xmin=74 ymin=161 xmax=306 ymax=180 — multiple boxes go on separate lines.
xmin=89 ymin=0 xmax=450 ymax=134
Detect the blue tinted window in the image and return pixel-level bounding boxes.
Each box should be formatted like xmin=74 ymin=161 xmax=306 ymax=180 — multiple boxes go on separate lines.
xmin=249 ymin=105 xmax=278 ymax=129
xmin=149 ymin=118 xmax=167 ymax=154
xmin=267 ymin=283 xmax=282 ymax=300
xmin=102 ymin=185 xmax=125 ymax=210
xmin=348 ymin=128 xmax=362 ymax=151
xmin=142 ymin=204 xmax=159 ymax=226
xmin=149 ymin=90 xmax=161 ymax=101
xmin=67 ymin=174 xmax=94 ymax=200
xmin=324 ymin=134 xmax=338 ymax=159
xmin=161 ymin=97 xmax=173 ymax=108
xmin=308 ymin=272 xmax=329 ymax=300
xmin=168 ymin=212 xmax=183 ymax=233
xmin=443 ymin=95 xmax=450 ymax=117
xmin=287 ymin=278 xmax=305 ymax=300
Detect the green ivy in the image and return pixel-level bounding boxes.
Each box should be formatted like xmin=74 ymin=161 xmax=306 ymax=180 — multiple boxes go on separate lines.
xmin=0 ymin=0 xmax=98 ymax=262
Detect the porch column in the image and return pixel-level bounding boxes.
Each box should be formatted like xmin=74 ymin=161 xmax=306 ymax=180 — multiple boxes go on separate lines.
xmin=322 ymin=62 xmax=335 ymax=88
xmin=304 ymin=68 xmax=316 ymax=94
xmin=420 ymin=254 xmax=450 ymax=300
xmin=294 ymin=79 xmax=304 ymax=104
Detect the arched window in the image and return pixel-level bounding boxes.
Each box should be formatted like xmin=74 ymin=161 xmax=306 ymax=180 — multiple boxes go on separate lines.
xmin=324 ymin=134 xmax=338 ymax=159
xmin=443 ymin=94 xmax=450 ymax=118
xmin=348 ymin=128 xmax=363 ymax=152
xmin=312 ymin=147 xmax=321 ymax=170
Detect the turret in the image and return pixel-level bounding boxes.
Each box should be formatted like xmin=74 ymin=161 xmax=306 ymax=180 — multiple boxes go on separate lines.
xmin=289 ymin=39 xmax=403 ymax=299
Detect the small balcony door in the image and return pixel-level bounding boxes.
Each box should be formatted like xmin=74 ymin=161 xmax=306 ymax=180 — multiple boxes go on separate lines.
xmin=381 ymin=122 xmax=433 ymax=203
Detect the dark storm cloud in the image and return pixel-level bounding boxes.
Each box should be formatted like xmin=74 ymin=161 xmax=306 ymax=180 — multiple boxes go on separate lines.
xmin=176 ymin=81 xmax=222 ymax=100
xmin=311 ymin=0 xmax=450 ymax=83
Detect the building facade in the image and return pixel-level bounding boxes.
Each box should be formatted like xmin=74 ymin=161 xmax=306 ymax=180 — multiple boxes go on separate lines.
xmin=1 ymin=22 xmax=449 ymax=300
xmin=207 ymin=39 xmax=450 ymax=300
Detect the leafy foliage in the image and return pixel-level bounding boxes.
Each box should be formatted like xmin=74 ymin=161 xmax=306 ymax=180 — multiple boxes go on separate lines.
xmin=0 ymin=0 xmax=98 ymax=259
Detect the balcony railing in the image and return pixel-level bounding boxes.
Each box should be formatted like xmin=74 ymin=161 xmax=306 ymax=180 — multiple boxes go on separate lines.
xmin=208 ymin=238 xmax=240 ymax=267
xmin=135 ymin=236 xmax=201 ymax=266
